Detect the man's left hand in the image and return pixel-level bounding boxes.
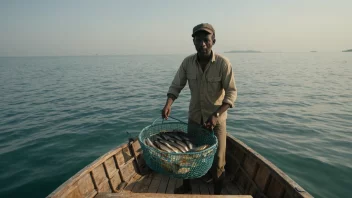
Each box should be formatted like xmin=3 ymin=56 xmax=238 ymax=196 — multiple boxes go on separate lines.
xmin=203 ymin=115 xmax=217 ymax=130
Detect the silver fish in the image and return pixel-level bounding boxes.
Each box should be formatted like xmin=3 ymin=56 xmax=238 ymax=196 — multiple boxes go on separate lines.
xmin=188 ymin=144 xmax=209 ymax=152
xmin=153 ymin=135 xmax=163 ymax=142
xmin=154 ymin=141 xmax=173 ymax=152
xmin=185 ymin=140 xmax=194 ymax=149
xmin=166 ymin=140 xmax=186 ymax=153
xmin=168 ymin=133 xmax=183 ymax=141
xmin=167 ymin=137 xmax=190 ymax=152
xmin=174 ymin=140 xmax=189 ymax=151
xmin=160 ymin=133 xmax=173 ymax=141
xmin=162 ymin=133 xmax=174 ymax=140
xmin=145 ymin=138 xmax=156 ymax=148
xmin=175 ymin=132 xmax=191 ymax=141
xmin=180 ymin=135 xmax=191 ymax=142
xmin=159 ymin=139 xmax=181 ymax=153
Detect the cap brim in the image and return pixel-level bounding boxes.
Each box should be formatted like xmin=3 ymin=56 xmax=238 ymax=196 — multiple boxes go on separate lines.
xmin=192 ymin=28 xmax=213 ymax=37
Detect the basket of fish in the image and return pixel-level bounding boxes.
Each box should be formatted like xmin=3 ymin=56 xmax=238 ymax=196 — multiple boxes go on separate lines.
xmin=138 ymin=116 xmax=218 ymax=179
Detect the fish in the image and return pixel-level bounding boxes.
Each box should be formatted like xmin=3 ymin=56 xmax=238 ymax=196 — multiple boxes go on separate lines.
xmin=174 ymin=139 xmax=189 ymax=151
xmin=188 ymin=144 xmax=209 ymax=152
xmin=177 ymin=167 xmax=190 ymax=174
xmin=145 ymin=138 xmax=157 ymax=148
xmin=160 ymin=133 xmax=173 ymax=141
xmin=165 ymin=133 xmax=177 ymax=141
xmin=159 ymin=158 xmax=190 ymax=174
xmin=165 ymin=135 xmax=192 ymax=152
xmin=168 ymin=133 xmax=183 ymax=141
xmin=153 ymin=135 xmax=163 ymax=142
xmin=175 ymin=132 xmax=191 ymax=141
xmin=159 ymin=139 xmax=181 ymax=153
xmin=166 ymin=140 xmax=187 ymax=153
xmin=154 ymin=141 xmax=173 ymax=152
xmin=185 ymin=140 xmax=194 ymax=150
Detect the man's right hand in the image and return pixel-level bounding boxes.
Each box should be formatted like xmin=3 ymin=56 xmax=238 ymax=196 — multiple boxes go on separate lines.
xmin=162 ymin=96 xmax=175 ymax=120
xmin=162 ymin=105 xmax=171 ymax=120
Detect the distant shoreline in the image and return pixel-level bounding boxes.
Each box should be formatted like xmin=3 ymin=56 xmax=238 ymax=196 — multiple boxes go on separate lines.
xmin=2 ymin=51 xmax=352 ymax=58
xmin=224 ymin=50 xmax=261 ymax=53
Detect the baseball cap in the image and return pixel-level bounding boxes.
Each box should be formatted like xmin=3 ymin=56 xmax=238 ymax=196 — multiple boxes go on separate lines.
xmin=192 ymin=23 xmax=215 ymax=37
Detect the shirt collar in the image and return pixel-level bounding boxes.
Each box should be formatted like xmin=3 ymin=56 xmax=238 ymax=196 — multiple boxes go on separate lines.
xmin=211 ymin=50 xmax=216 ymax=62
xmin=195 ymin=50 xmax=216 ymax=63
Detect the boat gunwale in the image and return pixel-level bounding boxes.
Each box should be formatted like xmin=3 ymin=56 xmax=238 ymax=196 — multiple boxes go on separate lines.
xmin=46 ymin=143 xmax=129 ymax=198
xmin=227 ymin=134 xmax=312 ymax=198
xmin=47 ymin=135 xmax=312 ymax=198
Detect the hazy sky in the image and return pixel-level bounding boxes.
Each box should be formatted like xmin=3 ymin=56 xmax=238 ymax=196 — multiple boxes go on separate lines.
xmin=1 ymin=0 xmax=351 ymax=56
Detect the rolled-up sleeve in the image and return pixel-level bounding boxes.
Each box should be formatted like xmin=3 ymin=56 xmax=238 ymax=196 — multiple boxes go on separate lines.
xmin=167 ymin=61 xmax=187 ymax=99
xmin=221 ymin=62 xmax=237 ymax=107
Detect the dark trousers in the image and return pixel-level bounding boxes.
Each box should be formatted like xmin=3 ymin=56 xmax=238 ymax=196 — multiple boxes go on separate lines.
xmin=187 ymin=118 xmax=227 ymax=180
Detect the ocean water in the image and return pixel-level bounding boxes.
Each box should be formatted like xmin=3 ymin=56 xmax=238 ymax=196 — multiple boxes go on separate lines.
xmin=0 ymin=53 xmax=351 ymax=198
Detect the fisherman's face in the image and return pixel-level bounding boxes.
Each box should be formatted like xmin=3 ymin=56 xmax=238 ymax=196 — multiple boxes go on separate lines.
xmin=193 ymin=31 xmax=214 ymax=56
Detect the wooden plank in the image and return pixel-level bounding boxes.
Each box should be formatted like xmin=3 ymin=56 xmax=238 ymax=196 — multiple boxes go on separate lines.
xmin=85 ymin=190 xmax=98 ymax=198
xmin=92 ymin=164 xmax=108 ymax=187
xmin=105 ymin=157 xmax=118 ymax=178
xmin=243 ymin=155 xmax=258 ymax=179
xmin=235 ymin=149 xmax=246 ymax=166
xmin=124 ymin=174 xmax=142 ymax=192
xmin=122 ymin=145 xmax=134 ymax=162
xmin=191 ymin=179 xmax=200 ymax=195
xmin=48 ymin=145 xmax=124 ymax=198
xmin=157 ymin=174 xmax=170 ymax=193
xmin=130 ymin=141 xmax=146 ymax=175
xmin=207 ymin=182 xmax=214 ymax=195
xmin=254 ymin=165 xmax=270 ymax=192
xmin=283 ymin=190 xmax=293 ymax=198
xmin=96 ymin=192 xmax=253 ymax=197
xmin=77 ymin=173 xmax=96 ymax=197
xmin=234 ymin=169 xmax=248 ymax=193
xmin=148 ymin=173 xmax=163 ymax=193
xmin=115 ymin=151 xmax=126 ymax=167
xmin=134 ymin=172 xmax=154 ymax=193
xmin=131 ymin=140 xmax=142 ymax=156
xmin=97 ymin=179 xmax=112 ymax=193
xmin=225 ymin=152 xmax=240 ymax=174
xmin=225 ymin=181 xmax=241 ymax=195
xmin=222 ymin=184 xmax=230 ymax=195
xmin=199 ymin=180 xmax=210 ymax=195
xmin=110 ymin=170 xmax=122 ymax=192
xmin=130 ymin=175 xmax=147 ymax=193
xmin=175 ymin=178 xmax=183 ymax=192
xmin=120 ymin=159 xmax=137 ymax=182
xmin=135 ymin=153 xmax=149 ymax=174
xmin=165 ymin=177 xmax=177 ymax=194
xmin=226 ymin=135 xmax=312 ymax=198
xmin=64 ymin=186 xmax=81 ymax=198
xmin=246 ymin=183 xmax=258 ymax=197
xmin=266 ymin=178 xmax=285 ymax=198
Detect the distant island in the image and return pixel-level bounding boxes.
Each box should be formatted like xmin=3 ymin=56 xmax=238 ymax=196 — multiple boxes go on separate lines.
xmin=225 ymin=50 xmax=261 ymax=53
xmin=342 ymin=49 xmax=352 ymax=52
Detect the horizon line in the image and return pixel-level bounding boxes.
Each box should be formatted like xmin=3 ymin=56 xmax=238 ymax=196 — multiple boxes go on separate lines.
xmin=0 ymin=51 xmax=349 ymax=58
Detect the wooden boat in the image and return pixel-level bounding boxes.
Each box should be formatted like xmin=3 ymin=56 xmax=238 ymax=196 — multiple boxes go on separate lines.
xmin=47 ymin=135 xmax=312 ymax=198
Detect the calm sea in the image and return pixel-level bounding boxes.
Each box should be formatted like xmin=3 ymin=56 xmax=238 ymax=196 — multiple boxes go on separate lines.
xmin=0 ymin=53 xmax=351 ymax=198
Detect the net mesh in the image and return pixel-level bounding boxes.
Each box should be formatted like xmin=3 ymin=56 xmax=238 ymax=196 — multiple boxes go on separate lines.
xmin=138 ymin=120 xmax=218 ymax=179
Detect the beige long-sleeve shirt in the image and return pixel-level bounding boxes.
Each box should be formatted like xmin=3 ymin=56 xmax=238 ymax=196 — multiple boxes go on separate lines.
xmin=168 ymin=51 xmax=237 ymax=124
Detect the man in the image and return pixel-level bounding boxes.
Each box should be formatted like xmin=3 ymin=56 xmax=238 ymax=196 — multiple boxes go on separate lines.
xmin=161 ymin=23 xmax=237 ymax=194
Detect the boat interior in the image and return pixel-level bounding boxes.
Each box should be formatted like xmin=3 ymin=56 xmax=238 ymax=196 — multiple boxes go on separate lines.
xmin=47 ymin=135 xmax=311 ymax=198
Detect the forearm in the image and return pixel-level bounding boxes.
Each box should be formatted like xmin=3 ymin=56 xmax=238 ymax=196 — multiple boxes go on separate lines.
xmin=214 ymin=103 xmax=231 ymax=116
xmin=165 ymin=94 xmax=176 ymax=107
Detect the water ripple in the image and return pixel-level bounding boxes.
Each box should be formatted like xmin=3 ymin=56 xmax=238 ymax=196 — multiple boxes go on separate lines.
xmin=0 ymin=54 xmax=351 ymax=198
